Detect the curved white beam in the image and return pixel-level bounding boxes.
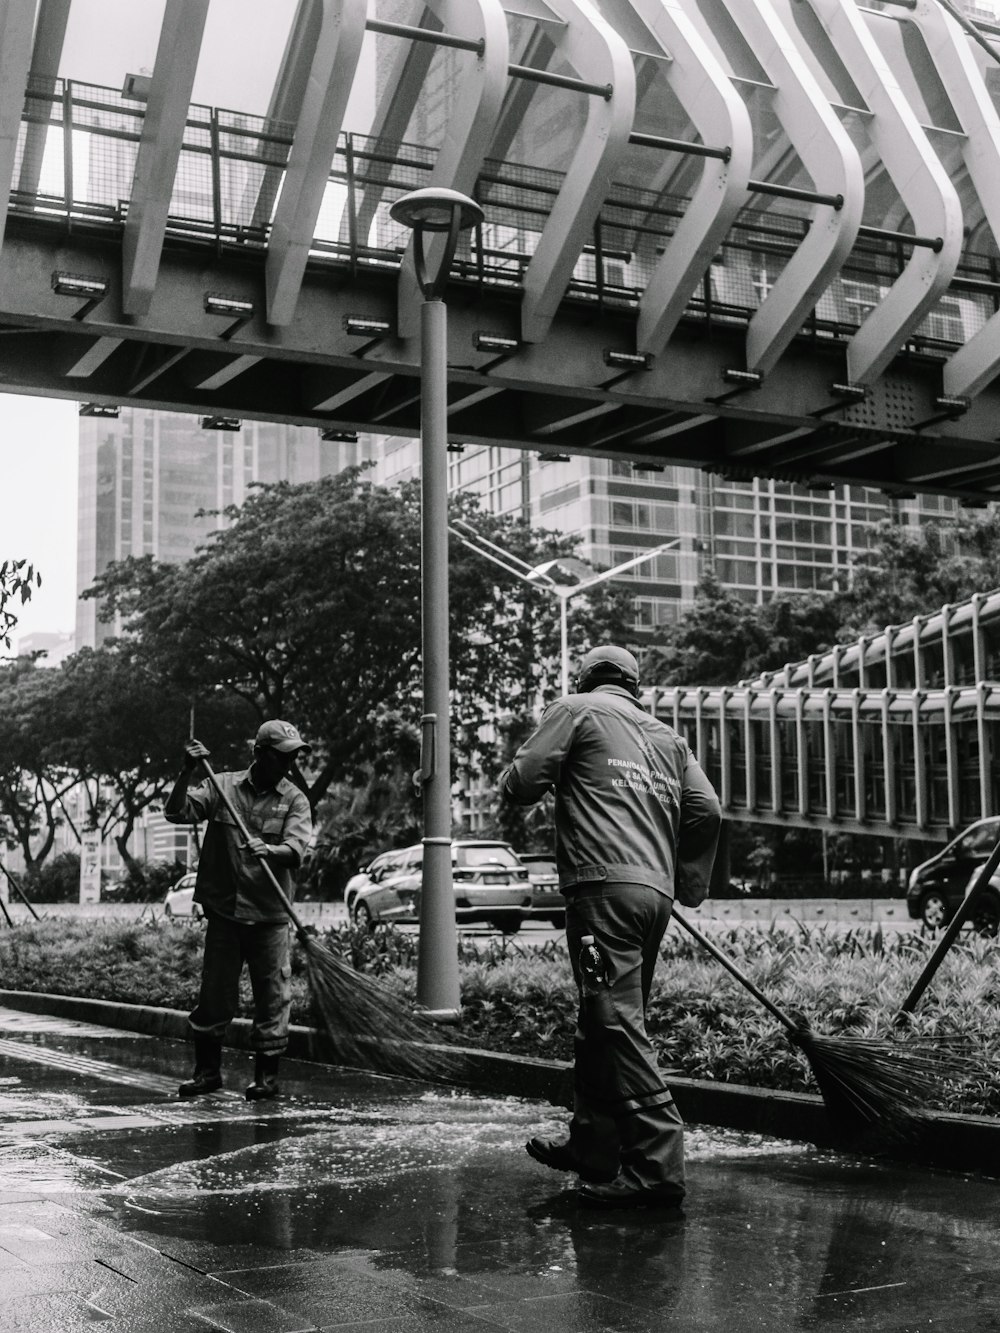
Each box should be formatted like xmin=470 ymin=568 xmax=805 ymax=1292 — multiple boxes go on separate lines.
xmin=122 ymin=0 xmax=210 ymax=317
xmin=265 ymin=0 xmax=368 ymax=327
xmin=910 ymin=0 xmax=1000 ymax=399
xmin=602 ymin=0 xmax=752 ymax=359
xmin=803 ymin=0 xmax=963 ymax=385
xmin=15 ymin=0 xmax=70 ymax=200
xmin=520 ymin=0 xmax=636 ymax=344
xmin=396 ymin=0 xmax=510 ymax=338
xmin=741 ymin=0 xmax=864 ymax=375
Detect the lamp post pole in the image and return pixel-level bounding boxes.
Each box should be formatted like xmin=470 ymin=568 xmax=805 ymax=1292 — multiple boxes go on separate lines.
xmin=450 ymin=518 xmax=682 ymax=695
xmin=390 ymin=188 xmax=483 ymax=1022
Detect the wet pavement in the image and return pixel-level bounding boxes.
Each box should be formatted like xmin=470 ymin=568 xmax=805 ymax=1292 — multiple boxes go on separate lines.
xmin=1 ymin=1006 xmax=998 ymax=1332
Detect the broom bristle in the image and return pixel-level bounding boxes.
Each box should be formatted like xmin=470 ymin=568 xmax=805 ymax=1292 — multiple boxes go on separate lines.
xmin=299 ymin=934 xmax=471 ymax=1084
xmin=790 ymin=1026 xmax=975 ymax=1142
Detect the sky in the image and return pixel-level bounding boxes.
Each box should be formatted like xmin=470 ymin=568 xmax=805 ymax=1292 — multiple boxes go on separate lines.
xmin=1 ymin=1 xmax=375 ymax=651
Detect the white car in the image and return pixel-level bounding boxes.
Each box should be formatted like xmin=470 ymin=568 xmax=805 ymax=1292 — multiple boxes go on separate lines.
xmin=164 ymin=872 xmax=201 ymax=919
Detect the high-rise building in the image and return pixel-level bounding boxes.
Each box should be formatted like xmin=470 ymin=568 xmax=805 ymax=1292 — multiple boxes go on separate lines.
xmin=75 ymin=409 xmax=367 ymax=647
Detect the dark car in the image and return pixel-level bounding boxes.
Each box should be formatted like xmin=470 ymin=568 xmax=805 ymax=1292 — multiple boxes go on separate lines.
xmin=906 ymin=817 xmax=1000 ymax=928
xmin=519 ymin=853 xmax=565 ymax=929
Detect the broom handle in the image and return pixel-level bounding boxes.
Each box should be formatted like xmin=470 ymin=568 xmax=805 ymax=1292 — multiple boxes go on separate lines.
xmin=0 ymin=862 xmax=40 ymax=921
xmin=196 ymin=756 xmax=308 ymax=938
xmin=898 ymin=831 xmax=1000 ymax=1016
xmin=672 ymin=908 xmax=799 ymax=1036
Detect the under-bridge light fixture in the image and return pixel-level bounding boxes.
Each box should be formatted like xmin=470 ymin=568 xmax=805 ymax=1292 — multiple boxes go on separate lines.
xmin=204 ymin=294 xmax=255 ymax=319
xmin=319 ymin=428 xmax=359 ymax=443
xmin=830 ymin=382 xmax=869 ymax=402
xmin=446 ymin=443 xmax=465 ymax=454
xmin=604 ymin=350 xmax=652 ymax=371
xmin=200 ymin=416 xmax=241 ymax=432
xmin=204 ymin=293 xmax=255 ymax=341
xmin=722 ymin=368 xmax=763 ymax=387
xmin=538 ymin=452 xmax=571 ymax=463
xmin=344 ymin=316 xmax=392 ymax=337
xmin=52 ymin=272 xmax=108 ymax=300
xmin=52 ymin=271 xmax=108 ymax=320
xmin=631 ymin=461 xmax=664 ymax=472
xmin=474 ymin=333 xmax=519 ymax=354
xmin=79 ymin=404 xmax=120 ymax=418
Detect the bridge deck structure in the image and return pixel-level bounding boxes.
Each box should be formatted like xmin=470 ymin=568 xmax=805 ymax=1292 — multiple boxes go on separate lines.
xmin=3 ymin=2 xmax=1000 ymax=497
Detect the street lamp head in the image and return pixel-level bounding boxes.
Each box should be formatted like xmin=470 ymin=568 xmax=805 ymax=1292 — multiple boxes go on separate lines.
xmin=391 ymin=189 xmax=485 ymax=300
xmin=390 ymin=188 xmax=484 ymax=233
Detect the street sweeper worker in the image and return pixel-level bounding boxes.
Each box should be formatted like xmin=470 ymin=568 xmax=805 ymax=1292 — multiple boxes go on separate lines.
xmin=164 ymin=720 xmax=312 ymax=1102
xmin=499 ymin=645 xmax=721 ymax=1209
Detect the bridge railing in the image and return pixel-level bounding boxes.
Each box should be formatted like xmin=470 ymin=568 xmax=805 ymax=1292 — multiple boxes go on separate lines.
xmin=9 ymin=75 xmax=1000 ymax=355
xmin=643 ymin=682 xmax=999 ymax=842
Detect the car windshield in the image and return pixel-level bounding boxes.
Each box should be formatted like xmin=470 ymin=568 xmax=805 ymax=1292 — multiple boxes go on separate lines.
xmin=455 ymin=844 xmax=520 ymax=868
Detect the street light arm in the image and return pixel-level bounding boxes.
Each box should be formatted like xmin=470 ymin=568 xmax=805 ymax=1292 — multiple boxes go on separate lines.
xmin=450 ymin=518 xmax=559 ymax=585
xmin=570 ymin=538 xmax=682 ymax=594
xmin=448 ymin=528 xmax=556 ymax=589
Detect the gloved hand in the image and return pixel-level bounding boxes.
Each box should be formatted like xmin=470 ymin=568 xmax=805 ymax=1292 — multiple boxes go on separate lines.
xmin=184 ymin=739 xmax=210 ymax=771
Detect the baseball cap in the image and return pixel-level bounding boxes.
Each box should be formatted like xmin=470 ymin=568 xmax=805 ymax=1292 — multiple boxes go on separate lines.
xmin=578 ymin=645 xmax=640 ymax=687
xmin=254 ymin=720 xmax=311 ymax=755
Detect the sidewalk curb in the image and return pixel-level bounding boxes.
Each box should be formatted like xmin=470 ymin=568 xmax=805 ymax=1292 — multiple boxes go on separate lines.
xmin=2 ymin=988 xmax=998 ymax=1175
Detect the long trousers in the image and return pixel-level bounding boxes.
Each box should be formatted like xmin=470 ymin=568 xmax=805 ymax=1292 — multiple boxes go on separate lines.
xmin=564 ymin=881 xmax=685 ymax=1195
xmin=188 ymin=912 xmax=292 ymax=1054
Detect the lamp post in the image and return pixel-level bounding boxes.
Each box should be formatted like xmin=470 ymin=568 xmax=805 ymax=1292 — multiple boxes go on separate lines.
xmin=389 ymin=187 xmax=484 ymax=1022
xmin=451 ymin=518 xmax=682 ymax=696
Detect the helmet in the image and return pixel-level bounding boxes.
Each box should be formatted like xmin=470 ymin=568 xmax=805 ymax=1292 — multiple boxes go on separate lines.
xmin=577 ymin=645 xmax=640 ymax=692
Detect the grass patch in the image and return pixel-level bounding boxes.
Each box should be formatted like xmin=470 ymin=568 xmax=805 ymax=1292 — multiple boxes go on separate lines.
xmin=1 ymin=917 xmax=998 ymax=1116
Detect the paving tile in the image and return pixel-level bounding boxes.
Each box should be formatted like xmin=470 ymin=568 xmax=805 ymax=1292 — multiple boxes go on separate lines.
xmin=0 ymin=1290 xmax=117 ymax=1329
xmin=217 ymin=1260 xmax=493 ymax=1327
xmin=189 ymin=1298 xmax=322 ymax=1332
xmin=464 ymin=1292 xmax=661 ymax=1332
xmin=320 ymin=1311 xmax=507 ymax=1332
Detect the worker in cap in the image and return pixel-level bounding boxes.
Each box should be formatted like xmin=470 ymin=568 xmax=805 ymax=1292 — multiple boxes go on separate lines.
xmin=499 ymin=645 xmax=721 ymax=1208
xmin=164 ymin=720 xmax=313 ymax=1102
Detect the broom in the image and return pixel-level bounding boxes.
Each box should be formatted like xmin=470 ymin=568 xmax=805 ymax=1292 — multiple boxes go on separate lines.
xmin=195 ymin=756 xmax=468 ymax=1085
xmin=671 ymin=908 xmax=973 ymax=1142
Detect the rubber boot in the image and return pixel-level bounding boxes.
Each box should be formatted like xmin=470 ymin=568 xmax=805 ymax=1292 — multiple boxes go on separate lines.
xmin=178 ymin=1035 xmax=223 ymax=1097
xmin=245 ymin=1053 xmax=280 ymax=1102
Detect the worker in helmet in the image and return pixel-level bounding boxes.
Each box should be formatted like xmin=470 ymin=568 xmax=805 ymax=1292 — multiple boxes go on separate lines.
xmin=499 ymin=645 xmax=721 ymax=1208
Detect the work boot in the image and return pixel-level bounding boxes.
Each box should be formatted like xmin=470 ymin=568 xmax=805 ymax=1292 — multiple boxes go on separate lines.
xmin=178 ymin=1035 xmax=223 ymax=1097
xmin=245 ymin=1053 xmax=281 ymax=1102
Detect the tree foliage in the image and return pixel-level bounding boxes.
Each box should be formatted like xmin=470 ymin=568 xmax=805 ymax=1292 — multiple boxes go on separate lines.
xmin=87 ymin=468 xmax=632 ymax=814
xmin=644 ymin=569 xmax=842 ymax=686
xmin=0 ymin=559 xmax=41 ymax=650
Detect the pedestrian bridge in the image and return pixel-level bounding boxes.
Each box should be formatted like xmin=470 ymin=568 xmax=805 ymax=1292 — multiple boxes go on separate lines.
xmin=4 ymin=1 xmax=1000 ymax=497
xmin=647 ymin=586 xmax=1000 ymax=841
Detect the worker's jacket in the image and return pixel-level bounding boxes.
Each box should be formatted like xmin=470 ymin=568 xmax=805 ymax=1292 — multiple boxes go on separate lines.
xmin=499 ymin=684 xmax=721 ymax=905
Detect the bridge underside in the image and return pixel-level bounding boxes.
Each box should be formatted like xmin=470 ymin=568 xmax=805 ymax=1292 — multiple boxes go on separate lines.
xmin=5 ymin=219 xmax=1000 ymax=503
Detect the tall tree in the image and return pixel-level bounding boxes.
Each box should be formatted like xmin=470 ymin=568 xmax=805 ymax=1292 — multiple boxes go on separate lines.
xmin=87 ymin=468 xmax=632 ymax=810
xmin=49 ymin=644 xmax=255 ymax=875
xmin=0 ymin=660 xmax=77 ymax=870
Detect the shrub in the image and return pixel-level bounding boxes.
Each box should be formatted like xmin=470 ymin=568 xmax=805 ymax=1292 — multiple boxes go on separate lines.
xmin=19 ymin=852 xmax=80 ymax=903
xmin=2 ymin=918 xmax=999 ymax=1117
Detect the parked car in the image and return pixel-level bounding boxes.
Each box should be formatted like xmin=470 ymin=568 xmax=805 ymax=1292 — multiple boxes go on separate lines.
xmin=519 ymin=853 xmax=565 ymax=929
xmin=348 ymin=840 xmax=531 ymax=933
xmin=961 ymin=863 xmax=1000 ymax=936
xmin=163 ymin=872 xmax=201 ymax=919
xmin=906 ymin=817 xmax=1000 ymax=928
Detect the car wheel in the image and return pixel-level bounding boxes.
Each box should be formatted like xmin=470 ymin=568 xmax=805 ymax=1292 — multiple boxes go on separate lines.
xmin=353 ymin=901 xmax=374 ymax=931
xmin=920 ymin=891 xmax=949 ymax=930
xmin=492 ymin=914 xmax=523 ymax=936
xmin=547 ymin=911 xmax=566 ymax=930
